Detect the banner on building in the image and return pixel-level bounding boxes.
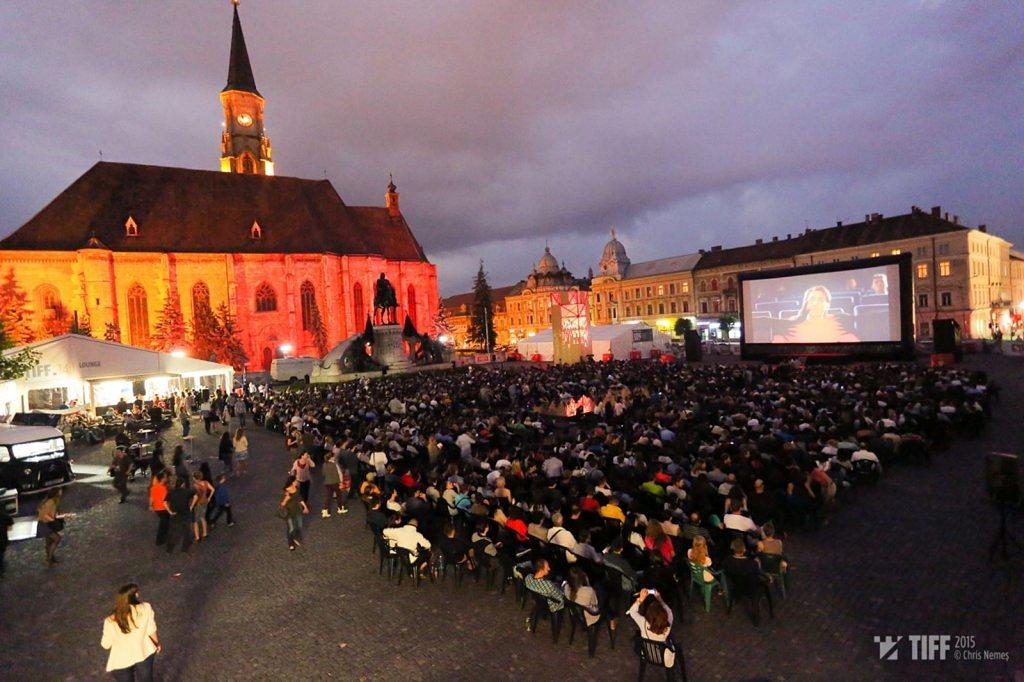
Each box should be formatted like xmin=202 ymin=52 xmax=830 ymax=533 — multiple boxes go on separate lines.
xmin=550 ymin=290 xmax=592 ymax=364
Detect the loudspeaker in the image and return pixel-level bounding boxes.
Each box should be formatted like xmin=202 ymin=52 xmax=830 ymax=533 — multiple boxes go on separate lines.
xmin=986 ymin=452 xmax=1021 ymax=505
xmin=683 ymin=330 xmax=702 ymax=361
xmin=932 ymin=319 xmax=961 ymax=355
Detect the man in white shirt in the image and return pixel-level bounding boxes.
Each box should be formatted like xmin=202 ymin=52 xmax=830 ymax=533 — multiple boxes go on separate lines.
xmin=455 ymin=431 xmax=476 ymax=458
xmin=723 ymin=511 xmax=759 ymax=534
xmin=542 ymin=455 xmax=563 ymax=479
xmin=852 ymin=446 xmax=882 ymax=473
xmin=547 ymin=512 xmax=577 ymax=550
xmin=368 ymin=450 xmax=388 ymax=477
xmin=383 ymin=519 xmax=431 ymax=563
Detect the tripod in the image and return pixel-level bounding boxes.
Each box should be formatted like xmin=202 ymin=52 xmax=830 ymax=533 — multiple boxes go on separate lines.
xmin=988 ymin=502 xmax=1023 ymax=561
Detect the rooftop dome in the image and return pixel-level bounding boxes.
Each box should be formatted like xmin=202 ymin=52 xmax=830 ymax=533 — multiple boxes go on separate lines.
xmin=601 ymin=229 xmax=628 ymax=263
xmin=536 ymin=246 xmax=560 ymax=274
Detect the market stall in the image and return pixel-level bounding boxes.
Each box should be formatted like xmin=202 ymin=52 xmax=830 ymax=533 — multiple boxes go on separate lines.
xmin=0 ymin=334 xmax=233 ymax=416
xmin=516 ymin=323 xmax=671 ymax=363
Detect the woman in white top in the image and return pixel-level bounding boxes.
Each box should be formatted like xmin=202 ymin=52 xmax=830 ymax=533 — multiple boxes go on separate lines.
xmin=232 ymin=427 xmax=250 ymax=476
xmin=100 ymin=583 xmax=160 ymax=680
xmin=627 ymin=588 xmax=675 ymax=667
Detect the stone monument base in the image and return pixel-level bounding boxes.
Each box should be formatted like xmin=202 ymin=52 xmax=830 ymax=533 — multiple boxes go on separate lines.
xmin=372 ymin=324 xmax=414 ymax=370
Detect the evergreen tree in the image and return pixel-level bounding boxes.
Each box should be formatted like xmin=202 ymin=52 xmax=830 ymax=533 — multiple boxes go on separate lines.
xmin=673 ymin=317 xmax=692 ymax=337
xmin=308 ymin=300 xmax=329 ymax=357
xmin=104 ymin=321 xmax=122 ymax=343
xmin=70 ymin=311 xmax=94 ymax=337
xmin=42 ymin=302 xmax=72 ymax=338
xmin=430 ymin=301 xmax=453 ymax=340
xmin=190 ymin=299 xmax=221 ymax=362
xmin=214 ymin=303 xmax=249 ymax=370
xmin=0 ymin=267 xmax=34 ymax=344
xmin=0 ymin=319 xmax=40 ymax=380
xmin=467 ymin=260 xmax=495 ymax=351
xmin=152 ymin=294 xmax=188 ymax=352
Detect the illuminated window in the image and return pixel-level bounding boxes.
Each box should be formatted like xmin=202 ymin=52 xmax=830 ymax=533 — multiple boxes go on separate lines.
xmin=891 ymin=248 xmax=901 ymax=255
xmin=255 ymin=283 xmax=277 ymax=312
xmin=870 ymin=252 xmax=880 ymax=258
xmin=250 ymin=221 xmax=262 ymax=240
xmin=125 ymin=216 xmax=139 ymax=237
xmin=657 ymin=285 xmax=664 ymax=296
xmin=127 ymin=283 xmax=149 ymax=346
xmin=300 ymin=281 xmax=316 ymax=331
xmin=681 ymin=281 xmax=689 ymax=293
xmin=939 ymin=261 xmax=951 ymax=277
xmin=940 ymin=292 xmax=952 ymax=307
xmin=917 ymin=263 xmax=928 ymax=279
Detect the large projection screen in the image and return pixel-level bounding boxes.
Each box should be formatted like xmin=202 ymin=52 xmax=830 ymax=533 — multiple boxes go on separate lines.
xmin=739 ymin=254 xmax=913 ymax=360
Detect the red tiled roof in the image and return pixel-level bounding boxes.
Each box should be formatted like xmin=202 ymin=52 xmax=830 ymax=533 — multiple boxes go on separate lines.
xmin=0 ymin=162 xmax=428 ymax=262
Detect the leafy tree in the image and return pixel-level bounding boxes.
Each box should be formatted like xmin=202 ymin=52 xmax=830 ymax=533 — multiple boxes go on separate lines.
xmin=308 ymin=299 xmax=329 ymax=357
xmin=214 ymin=303 xmax=249 ymax=370
xmin=104 ymin=321 xmax=122 ymax=343
xmin=0 ymin=319 xmax=40 ymax=380
xmin=467 ymin=260 xmax=495 ymax=351
xmin=717 ymin=315 xmax=737 ymax=340
xmin=0 ymin=268 xmax=34 ymax=344
xmin=152 ymin=294 xmax=188 ymax=352
xmin=674 ymin=317 xmax=693 ymax=336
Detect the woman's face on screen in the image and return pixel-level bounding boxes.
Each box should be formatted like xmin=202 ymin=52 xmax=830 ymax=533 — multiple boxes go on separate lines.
xmin=806 ymin=289 xmax=829 ymax=317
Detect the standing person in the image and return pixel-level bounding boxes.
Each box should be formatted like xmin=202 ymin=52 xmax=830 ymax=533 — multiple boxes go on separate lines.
xmin=37 ymin=488 xmax=71 ymax=566
xmin=100 ymin=583 xmax=160 ymax=681
xmin=109 ymin=447 xmax=131 ymax=504
xmin=201 ymin=399 xmax=213 ymax=435
xmin=218 ymin=431 xmax=234 ymax=476
xmin=163 ymin=477 xmax=193 ymax=554
xmin=289 ymin=451 xmax=315 ymax=504
xmin=190 ymin=472 xmax=214 ymax=543
xmin=232 ymin=428 xmax=249 ymax=477
xmin=279 ymin=477 xmax=309 ymax=551
xmin=320 ymin=450 xmax=346 ymax=518
xmin=149 ymin=472 xmax=170 ymax=546
xmin=235 ymin=398 xmax=247 ymax=428
xmin=149 ymin=441 xmax=166 ymax=480
xmin=178 ymin=405 xmax=190 ymax=438
xmin=171 ymin=445 xmax=189 ymax=480
xmin=209 ymin=474 xmax=234 ymax=527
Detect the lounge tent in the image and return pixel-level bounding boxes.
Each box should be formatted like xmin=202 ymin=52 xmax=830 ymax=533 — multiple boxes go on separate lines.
xmin=0 ymin=334 xmax=234 ymax=415
xmin=516 ymin=323 xmax=671 ymax=362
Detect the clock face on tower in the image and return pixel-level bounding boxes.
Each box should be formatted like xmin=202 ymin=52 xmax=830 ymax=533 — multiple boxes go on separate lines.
xmin=236 ymin=113 xmax=253 ymax=127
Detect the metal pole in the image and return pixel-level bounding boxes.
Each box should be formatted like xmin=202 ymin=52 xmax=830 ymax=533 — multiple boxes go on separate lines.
xmin=484 ymin=305 xmax=492 ymax=355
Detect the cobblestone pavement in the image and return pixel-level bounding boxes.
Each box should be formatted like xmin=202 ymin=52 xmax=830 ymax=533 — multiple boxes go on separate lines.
xmin=1 ymin=356 xmax=1022 ymax=681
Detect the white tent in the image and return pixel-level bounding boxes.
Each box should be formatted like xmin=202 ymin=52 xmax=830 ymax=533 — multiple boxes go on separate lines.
xmin=516 ymin=323 xmax=671 ymax=362
xmin=0 ymin=335 xmax=234 ymax=415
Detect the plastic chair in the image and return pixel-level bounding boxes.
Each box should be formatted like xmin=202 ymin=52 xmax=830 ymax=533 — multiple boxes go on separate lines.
xmin=636 ymin=636 xmax=687 ymax=681
xmin=564 ymin=601 xmax=615 ymax=657
xmin=686 ymin=560 xmax=727 ymax=613
xmin=758 ymin=553 xmax=788 ymax=599
xmin=527 ymin=591 xmax=564 ymax=643
xmin=377 ymin=535 xmax=398 ymax=578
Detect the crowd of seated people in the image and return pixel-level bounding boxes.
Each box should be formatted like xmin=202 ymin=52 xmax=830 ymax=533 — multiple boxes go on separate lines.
xmin=249 ymin=358 xmax=994 ymax=654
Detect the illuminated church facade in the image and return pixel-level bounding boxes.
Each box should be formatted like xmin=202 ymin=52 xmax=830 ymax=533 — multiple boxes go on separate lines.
xmin=0 ymin=4 xmax=438 ymax=371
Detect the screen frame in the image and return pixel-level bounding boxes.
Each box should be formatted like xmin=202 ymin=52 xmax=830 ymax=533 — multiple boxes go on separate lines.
xmin=738 ymin=253 xmax=914 ymax=361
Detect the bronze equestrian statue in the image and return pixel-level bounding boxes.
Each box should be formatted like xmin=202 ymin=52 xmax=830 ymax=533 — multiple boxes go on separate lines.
xmin=373 ymin=273 xmax=398 ymax=325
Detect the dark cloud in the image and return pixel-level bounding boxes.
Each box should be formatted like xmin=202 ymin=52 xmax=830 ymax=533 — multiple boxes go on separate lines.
xmin=1 ymin=1 xmax=1021 ymax=294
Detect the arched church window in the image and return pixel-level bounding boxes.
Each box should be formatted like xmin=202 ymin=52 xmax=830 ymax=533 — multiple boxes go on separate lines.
xmin=353 ymin=283 xmax=364 ymax=333
xmin=192 ymin=282 xmax=211 ymax=320
xmin=300 ymin=281 xmax=316 ymax=331
xmin=406 ymin=285 xmax=417 ymax=328
xmin=127 ymin=283 xmax=150 ymax=346
xmin=255 ymin=283 xmax=277 ymax=312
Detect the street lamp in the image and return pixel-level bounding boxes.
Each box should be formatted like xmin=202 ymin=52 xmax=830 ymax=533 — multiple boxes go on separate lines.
xmin=279 ymin=343 xmax=294 ymax=356
xmin=170 ymin=349 xmax=186 ymax=358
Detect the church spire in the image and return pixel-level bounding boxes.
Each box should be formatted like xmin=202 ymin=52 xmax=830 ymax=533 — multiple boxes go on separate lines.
xmin=219 ymin=1 xmax=273 ymax=175
xmin=223 ymin=1 xmax=260 ymax=96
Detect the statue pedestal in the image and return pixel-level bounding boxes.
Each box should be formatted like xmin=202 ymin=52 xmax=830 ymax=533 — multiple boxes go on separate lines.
xmin=372 ymin=324 xmax=413 ymax=370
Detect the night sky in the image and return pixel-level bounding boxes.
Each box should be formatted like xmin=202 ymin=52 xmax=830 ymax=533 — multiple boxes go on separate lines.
xmin=2 ymin=1 xmax=1022 ymax=295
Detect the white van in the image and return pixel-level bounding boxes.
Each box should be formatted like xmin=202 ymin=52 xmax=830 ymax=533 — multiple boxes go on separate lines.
xmin=270 ymin=357 xmax=316 ymax=383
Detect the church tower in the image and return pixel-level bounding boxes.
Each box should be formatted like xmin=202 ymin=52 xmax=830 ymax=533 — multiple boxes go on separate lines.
xmin=219 ymin=1 xmax=274 ymax=175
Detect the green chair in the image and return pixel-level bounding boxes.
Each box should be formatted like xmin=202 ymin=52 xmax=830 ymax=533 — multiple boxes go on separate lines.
xmin=758 ymin=553 xmax=788 ymax=599
xmin=687 ymin=560 xmax=727 ymax=612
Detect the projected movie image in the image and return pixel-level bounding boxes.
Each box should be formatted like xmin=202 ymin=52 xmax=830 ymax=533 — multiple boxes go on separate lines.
xmin=742 ymin=263 xmax=902 ymax=344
